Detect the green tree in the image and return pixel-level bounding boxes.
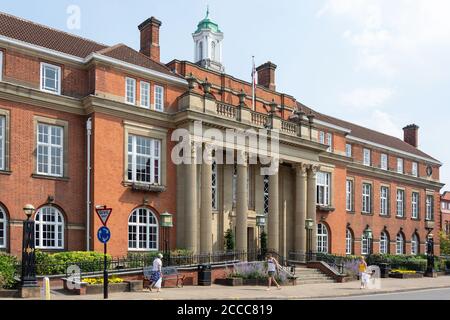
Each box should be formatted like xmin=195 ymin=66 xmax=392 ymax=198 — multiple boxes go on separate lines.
xmin=260 ymin=231 xmax=268 ymax=253
xmin=439 ymin=231 xmax=450 ymax=255
xmin=224 ymin=229 xmax=235 ymax=251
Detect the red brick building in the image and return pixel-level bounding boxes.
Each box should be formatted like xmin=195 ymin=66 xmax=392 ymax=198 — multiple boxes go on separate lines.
xmin=441 ymin=192 xmax=450 ymax=235
xmin=0 ymin=11 xmax=444 ymax=258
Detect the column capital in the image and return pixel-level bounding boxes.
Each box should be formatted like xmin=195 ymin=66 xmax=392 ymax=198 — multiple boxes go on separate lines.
xmin=295 ymin=163 xmax=309 ymax=177
xmin=236 ymin=149 xmax=248 ymax=167
xmin=308 ymin=164 xmax=321 ymax=175
xmin=203 ymin=143 xmax=214 ymax=164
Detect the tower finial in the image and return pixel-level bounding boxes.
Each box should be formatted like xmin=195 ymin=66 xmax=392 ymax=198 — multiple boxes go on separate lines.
xmin=206 ymin=4 xmax=210 ymax=18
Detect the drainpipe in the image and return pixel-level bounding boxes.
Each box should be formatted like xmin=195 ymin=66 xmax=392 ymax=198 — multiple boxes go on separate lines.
xmin=86 ymin=118 xmax=92 ymax=251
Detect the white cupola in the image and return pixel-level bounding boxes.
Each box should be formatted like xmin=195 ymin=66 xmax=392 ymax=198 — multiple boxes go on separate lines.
xmin=192 ymin=7 xmax=224 ymax=72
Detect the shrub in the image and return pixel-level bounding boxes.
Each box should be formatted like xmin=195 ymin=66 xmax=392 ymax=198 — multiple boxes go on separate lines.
xmin=82 ymin=275 xmax=123 ymax=285
xmin=36 ymin=251 xmax=111 ymax=275
xmin=366 ymin=254 xmax=427 ymax=272
xmin=224 ymin=229 xmax=235 ymax=251
xmin=0 ymin=253 xmax=18 ymax=289
xmin=391 ymin=269 xmax=416 ymax=274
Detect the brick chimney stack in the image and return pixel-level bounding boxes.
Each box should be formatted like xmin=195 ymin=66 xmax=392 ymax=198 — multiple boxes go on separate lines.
xmin=403 ymin=124 xmax=419 ymax=148
xmin=138 ymin=17 xmax=162 ymax=62
xmin=257 ymin=62 xmax=277 ymax=91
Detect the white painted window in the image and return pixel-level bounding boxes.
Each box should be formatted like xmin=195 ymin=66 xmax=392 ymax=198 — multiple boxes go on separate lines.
xmin=317 ymin=223 xmax=328 ymax=253
xmin=362 ymin=183 xmax=372 ymax=213
xmin=0 ymin=205 xmax=7 ymax=248
xmin=380 ymin=186 xmax=389 ymax=216
xmin=346 ymin=144 xmax=352 ymax=158
xmin=127 ymin=135 xmax=161 ymax=184
xmin=361 ymin=233 xmax=370 ymax=255
xmin=263 ymin=175 xmax=269 ymax=215
xmin=0 ymin=51 xmax=3 ymax=82
xmin=128 ymin=207 xmax=159 ymax=251
xmin=0 ymin=116 xmax=4 ymax=170
xmin=154 ymin=85 xmax=164 ymax=112
xmin=397 ymin=158 xmax=404 ymax=174
xmin=412 ymin=192 xmax=419 ymax=219
xmin=363 ymin=148 xmax=371 ymax=166
xmin=326 ymin=133 xmax=333 ymax=152
xmin=380 ymin=232 xmax=389 ymax=254
xmin=125 ymin=77 xmax=136 ymax=104
xmin=346 ymin=180 xmax=354 ymax=212
xmin=140 ymin=81 xmax=150 ymax=108
xmin=211 ymin=41 xmax=216 ymax=61
xmin=40 ymin=63 xmax=61 ymax=94
xmin=346 ymin=229 xmax=353 ymax=255
xmin=412 ymin=162 xmax=418 ymax=177
xmin=411 ymin=234 xmax=419 ymax=255
xmin=396 ymin=189 xmax=405 ymax=217
xmin=396 ymin=233 xmax=405 ymax=255
xmin=35 ymin=206 xmax=64 ymax=249
xmin=319 ymin=131 xmax=325 ymax=144
xmin=426 ymin=195 xmax=434 ymax=221
xmin=37 ymin=123 xmax=63 ymax=177
xmin=380 ymin=153 xmax=388 ymax=170
xmin=212 ymin=161 xmax=218 ymax=210
xmin=316 ymin=172 xmax=331 ymax=206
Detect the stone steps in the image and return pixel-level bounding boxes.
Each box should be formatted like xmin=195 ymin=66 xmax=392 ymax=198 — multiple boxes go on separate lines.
xmin=292 ymin=267 xmax=335 ymax=284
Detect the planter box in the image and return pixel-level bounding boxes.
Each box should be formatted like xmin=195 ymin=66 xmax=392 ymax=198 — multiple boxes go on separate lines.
xmin=215 ymin=278 xmax=243 ymax=286
xmin=84 ymin=282 xmax=129 ymax=295
xmin=62 ymin=278 xmax=134 ymax=295
xmin=0 ymin=289 xmax=19 ymax=298
xmin=389 ymin=273 xmax=423 ymax=279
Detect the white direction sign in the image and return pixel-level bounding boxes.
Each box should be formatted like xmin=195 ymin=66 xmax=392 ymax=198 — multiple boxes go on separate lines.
xmin=95 ymin=207 xmax=112 ymax=226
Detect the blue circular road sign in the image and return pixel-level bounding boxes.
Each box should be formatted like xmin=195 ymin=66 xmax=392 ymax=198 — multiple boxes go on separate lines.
xmin=97 ymin=226 xmax=111 ymax=244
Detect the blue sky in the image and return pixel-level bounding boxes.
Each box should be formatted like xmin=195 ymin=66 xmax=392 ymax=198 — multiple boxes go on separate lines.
xmin=2 ymin=0 xmax=450 ymax=190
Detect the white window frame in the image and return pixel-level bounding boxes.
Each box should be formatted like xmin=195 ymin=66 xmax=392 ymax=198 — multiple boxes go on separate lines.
xmin=0 ymin=51 xmax=3 ymax=82
xmin=316 ymin=172 xmax=331 ymax=206
xmin=412 ymin=162 xmax=418 ymax=177
xmin=127 ymin=134 xmax=161 ymax=185
xmin=40 ymin=62 xmax=61 ymax=95
xmin=396 ymin=189 xmax=405 ymax=217
xmin=380 ymin=153 xmax=388 ymax=170
xmin=346 ymin=229 xmax=353 ymax=255
xmin=35 ymin=206 xmax=64 ymax=249
xmin=346 ymin=144 xmax=352 ymax=158
xmin=0 ymin=205 xmax=7 ymax=248
xmin=361 ymin=234 xmax=369 ymax=255
xmin=212 ymin=160 xmax=218 ymax=210
xmin=397 ymin=158 xmax=404 ymax=174
xmin=36 ymin=123 xmax=64 ymax=177
xmin=380 ymin=232 xmax=388 ymax=254
xmin=412 ymin=192 xmax=419 ymax=219
xmin=362 ymin=183 xmax=372 ymax=214
xmin=125 ymin=77 xmax=136 ymax=105
xmin=411 ymin=234 xmax=419 ymax=255
xmin=326 ymin=133 xmax=333 ymax=152
xmin=363 ymin=148 xmax=371 ymax=166
xmin=140 ymin=81 xmax=150 ymax=108
xmin=396 ymin=233 xmax=405 ymax=255
xmin=346 ymin=180 xmax=354 ymax=212
xmin=317 ymin=223 xmax=329 ymax=253
xmin=0 ymin=115 xmax=4 ymax=171
xmin=380 ymin=186 xmax=389 ymax=216
xmin=319 ymin=131 xmax=325 ymax=144
xmin=154 ymin=85 xmax=164 ymax=112
xmin=426 ymin=195 xmax=434 ymax=221
xmin=128 ymin=207 xmax=159 ymax=251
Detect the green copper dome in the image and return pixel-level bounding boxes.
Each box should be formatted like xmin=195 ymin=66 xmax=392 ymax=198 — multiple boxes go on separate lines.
xmin=195 ymin=7 xmax=221 ymax=33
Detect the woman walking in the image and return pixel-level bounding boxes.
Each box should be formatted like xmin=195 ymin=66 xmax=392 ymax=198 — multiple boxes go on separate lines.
xmin=266 ymin=254 xmax=281 ymax=291
xmin=149 ymin=253 xmax=163 ymax=293
xmin=358 ymin=256 xmax=368 ymax=289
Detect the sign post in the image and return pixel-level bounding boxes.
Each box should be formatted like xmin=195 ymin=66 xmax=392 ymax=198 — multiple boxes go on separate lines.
xmin=95 ymin=206 xmax=112 ymax=300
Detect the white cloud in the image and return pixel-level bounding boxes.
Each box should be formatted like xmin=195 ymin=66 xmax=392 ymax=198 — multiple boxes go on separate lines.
xmin=340 ymin=87 xmax=394 ymax=110
xmin=366 ymin=110 xmax=402 ymax=138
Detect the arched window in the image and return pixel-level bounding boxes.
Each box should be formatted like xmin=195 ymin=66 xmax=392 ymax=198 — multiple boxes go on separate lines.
xmin=317 ymin=223 xmax=329 ymax=253
xmin=35 ymin=206 xmax=64 ymax=249
xmin=211 ymin=41 xmax=216 ymax=60
xmin=198 ymin=41 xmax=203 ymax=61
xmin=128 ymin=208 xmax=159 ymax=251
xmin=396 ymin=233 xmax=405 ymax=255
xmin=411 ymin=233 xmax=419 ymax=255
xmin=380 ymin=231 xmax=389 ymax=254
xmin=0 ymin=205 xmax=7 ymax=248
xmin=346 ymin=228 xmax=353 ymax=255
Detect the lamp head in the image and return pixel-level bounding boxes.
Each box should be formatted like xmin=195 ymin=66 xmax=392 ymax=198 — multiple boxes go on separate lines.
xmin=23 ymin=204 xmax=35 ymax=220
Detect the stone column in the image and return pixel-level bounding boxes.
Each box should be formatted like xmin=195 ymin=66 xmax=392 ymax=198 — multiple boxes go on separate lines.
xmin=236 ymin=151 xmax=248 ymax=252
xmin=307 ymin=165 xmax=320 ymax=252
xmin=295 ymin=164 xmax=308 ymax=254
xmin=200 ymin=145 xmax=213 ymax=254
xmin=268 ymin=162 xmax=280 ymax=253
xmin=185 ymin=142 xmax=198 ymax=253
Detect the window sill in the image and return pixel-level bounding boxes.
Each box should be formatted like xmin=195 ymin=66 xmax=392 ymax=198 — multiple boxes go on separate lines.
xmin=411 ymin=217 xmax=420 ymax=221
xmin=361 ymin=212 xmax=374 ymax=216
xmin=124 ymin=182 xmax=167 ymax=193
xmin=346 ymin=210 xmax=355 ymax=214
xmin=0 ymin=170 xmax=12 ymax=176
xmin=316 ymin=205 xmax=335 ymax=212
xmin=395 ymin=216 xmax=407 ymax=220
xmin=31 ymin=174 xmax=69 ymax=182
xmin=379 ymin=214 xmax=391 ymax=218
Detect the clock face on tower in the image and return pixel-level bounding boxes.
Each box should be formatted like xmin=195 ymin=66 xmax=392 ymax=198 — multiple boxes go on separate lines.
xmin=426 ymin=165 xmax=433 ymax=177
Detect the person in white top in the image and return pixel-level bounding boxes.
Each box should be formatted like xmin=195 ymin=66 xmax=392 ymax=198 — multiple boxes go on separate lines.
xmin=266 ymin=254 xmax=281 ymax=291
xmin=149 ymin=253 xmax=163 ymax=293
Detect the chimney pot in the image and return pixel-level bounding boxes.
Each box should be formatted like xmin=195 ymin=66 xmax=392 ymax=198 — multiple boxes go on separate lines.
xmin=139 ymin=17 xmax=162 ymax=62
xmin=403 ymin=124 xmax=419 ymax=148
xmin=256 ymin=61 xmax=277 ymax=91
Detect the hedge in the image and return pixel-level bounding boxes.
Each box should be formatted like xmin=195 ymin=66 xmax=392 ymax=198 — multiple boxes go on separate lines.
xmin=36 ymin=251 xmax=111 ymax=275
xmin=0 ymin=253 xmax=18 ymax=289
xmin=366 ymin=254 xmax=427 ymax=272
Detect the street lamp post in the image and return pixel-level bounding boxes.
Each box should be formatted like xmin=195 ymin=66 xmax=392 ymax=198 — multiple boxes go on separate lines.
xmin=256 ymin=214 xmax=267 ymax=259
xmin=364 ymin=226 xmax=373 ymax=256
xmin=20 ymin=204 xmax=40 ymax=298
xmin=305 ymin=218 xmax=314 ymax=262
xmin=425 ymin=233 xmax=436 ymax=277
xmin=160 ymin=212 xmax=173 ymax=266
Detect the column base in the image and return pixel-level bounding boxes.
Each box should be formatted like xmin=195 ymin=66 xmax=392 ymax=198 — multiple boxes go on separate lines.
xmin=20 ymin=286 xmax=41 ymax=299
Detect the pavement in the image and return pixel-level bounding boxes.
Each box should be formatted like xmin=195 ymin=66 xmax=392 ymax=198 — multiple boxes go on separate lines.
xmin=36 ymin=275 xmax=450 ymax=300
